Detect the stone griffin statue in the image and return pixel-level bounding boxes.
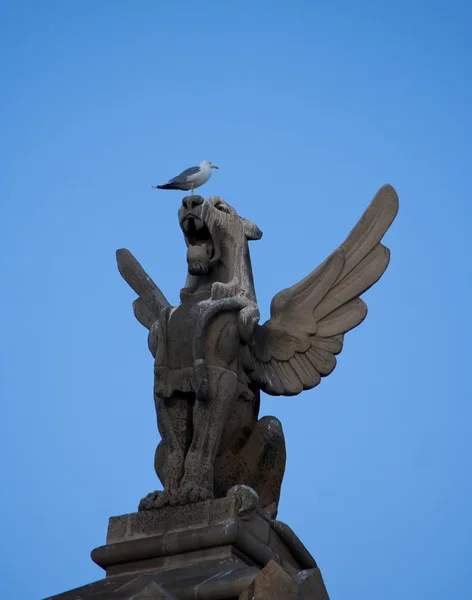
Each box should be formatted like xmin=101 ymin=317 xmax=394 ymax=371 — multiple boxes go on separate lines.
xmin=117 ymin=186 xmax=398 ymax=518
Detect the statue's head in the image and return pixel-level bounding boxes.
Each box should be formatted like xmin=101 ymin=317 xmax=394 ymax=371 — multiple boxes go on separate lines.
xmin=178 ymin=197 xmax=262 ymax=298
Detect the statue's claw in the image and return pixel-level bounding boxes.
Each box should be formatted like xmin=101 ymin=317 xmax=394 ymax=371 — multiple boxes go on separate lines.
xmin=172 ymin=482 xmax=213 ymax=505
xmin=138 ymin=490 xmax=171 ymax=511
xmin=211 ymin=281 xmax=237 ymax=300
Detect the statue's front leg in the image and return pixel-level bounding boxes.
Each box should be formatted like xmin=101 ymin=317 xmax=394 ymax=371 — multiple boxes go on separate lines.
xmin=139 ymin=392 xmax=192 ymax=510
xmin=177 ymin=368 xmax=239 ymax=504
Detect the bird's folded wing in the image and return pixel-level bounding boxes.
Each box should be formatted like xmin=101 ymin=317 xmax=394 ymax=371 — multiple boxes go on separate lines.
xmin=248 ymin=184 xmax=399 ymax=396
xmin=170 ymin=166 xmax=200 ymax=183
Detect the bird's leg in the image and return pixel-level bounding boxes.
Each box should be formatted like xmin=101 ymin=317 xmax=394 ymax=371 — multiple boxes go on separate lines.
xmin=191 ymin=184 xmax=194 ymax=196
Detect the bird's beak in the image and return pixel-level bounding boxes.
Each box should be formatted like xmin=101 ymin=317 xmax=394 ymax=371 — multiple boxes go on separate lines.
xmin=211 ymin=164 xmax=219 ymax=169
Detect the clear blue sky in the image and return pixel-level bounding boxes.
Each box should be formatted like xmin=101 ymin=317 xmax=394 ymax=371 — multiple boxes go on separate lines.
xmin=1 ymin=1 xmax=471 ymax=598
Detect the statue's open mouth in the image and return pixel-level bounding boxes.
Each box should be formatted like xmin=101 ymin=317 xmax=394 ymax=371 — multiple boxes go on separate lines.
xmin=182 ymin=217 xmax=215 ymax=259
xmin=181 ymin=216 xmax=218 ymax=275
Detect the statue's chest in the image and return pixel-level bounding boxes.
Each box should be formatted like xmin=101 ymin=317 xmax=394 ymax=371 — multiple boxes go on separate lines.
xmin=157 ymin=303 xmax=205 ymax=369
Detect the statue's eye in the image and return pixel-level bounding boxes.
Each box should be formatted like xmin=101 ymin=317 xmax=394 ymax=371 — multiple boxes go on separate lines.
xmin=215 ymin=203 xmax=229 ymax=213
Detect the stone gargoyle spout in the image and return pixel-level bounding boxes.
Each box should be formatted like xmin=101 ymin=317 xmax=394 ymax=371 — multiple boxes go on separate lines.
xmin=116 ymin=187 xmax=399 ymax=517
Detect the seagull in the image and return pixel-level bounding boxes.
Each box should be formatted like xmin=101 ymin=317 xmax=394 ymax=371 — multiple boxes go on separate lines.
xmin=152 ymin=160 xmax=219 ymax=194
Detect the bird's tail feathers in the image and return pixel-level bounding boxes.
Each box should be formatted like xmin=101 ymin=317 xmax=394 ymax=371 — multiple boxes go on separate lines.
xmin=153 ymin=183 xmax=183 ymax=190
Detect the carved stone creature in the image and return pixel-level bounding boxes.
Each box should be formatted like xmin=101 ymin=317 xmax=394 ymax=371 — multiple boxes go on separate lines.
xmin=117 ymin=187 xmax=398 ymax=517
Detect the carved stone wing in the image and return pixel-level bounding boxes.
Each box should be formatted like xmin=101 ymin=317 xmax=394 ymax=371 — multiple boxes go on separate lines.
xmin=248 ymin=185 xmax=399 ymax=396
xmin=116 ymin=248 xmax=171 ymax=330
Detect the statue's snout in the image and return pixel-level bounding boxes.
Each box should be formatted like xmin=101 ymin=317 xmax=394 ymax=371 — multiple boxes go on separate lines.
xmin=182 ymin=195 xmax=204 ymax=210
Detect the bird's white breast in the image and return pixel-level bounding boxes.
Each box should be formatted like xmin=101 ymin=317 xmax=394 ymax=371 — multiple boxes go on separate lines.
xmin=188 ymin=165 xmax=211 ymax=187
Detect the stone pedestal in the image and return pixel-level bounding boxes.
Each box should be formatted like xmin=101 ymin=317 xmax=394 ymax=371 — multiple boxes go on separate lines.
xmin=45 ymin=487 xmax=329 ymax=599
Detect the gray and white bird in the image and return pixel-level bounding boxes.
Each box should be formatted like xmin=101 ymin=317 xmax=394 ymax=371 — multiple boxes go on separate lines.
xmin=152 ymin=160 xmax=219 ymax=194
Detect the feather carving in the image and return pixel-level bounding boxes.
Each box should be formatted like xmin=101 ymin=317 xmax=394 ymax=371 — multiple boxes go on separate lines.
xmin=248 ymin=185 xmax=399 ymax=396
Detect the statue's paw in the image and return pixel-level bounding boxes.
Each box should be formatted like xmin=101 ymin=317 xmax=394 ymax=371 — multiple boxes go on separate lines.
xmin=138 ymin=490 xmax=170 ymax=511
xmin=211 ymin=281 xmax=235 ymax=300
xmin=173 ymin=483 xmax=213 ymax=505
xmin=210 ymin=282 xmax=225 ymax=300
xmin=238 ymin=305 xmax=260 ymax=341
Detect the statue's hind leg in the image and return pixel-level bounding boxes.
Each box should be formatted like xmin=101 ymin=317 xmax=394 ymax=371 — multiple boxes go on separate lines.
xmin=214 ymin=415 xmax=286 ymax=518
xmin=251 ymin=416 xmax=286 ymax=517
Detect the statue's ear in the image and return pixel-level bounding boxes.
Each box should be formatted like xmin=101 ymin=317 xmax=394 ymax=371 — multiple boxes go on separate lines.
xmin=243 ymin=218 xmax=263 ymax=240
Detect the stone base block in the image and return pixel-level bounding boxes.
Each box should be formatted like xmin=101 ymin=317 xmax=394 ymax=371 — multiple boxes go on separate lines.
xmin=45 ymin=487 xmax=329 ymax=600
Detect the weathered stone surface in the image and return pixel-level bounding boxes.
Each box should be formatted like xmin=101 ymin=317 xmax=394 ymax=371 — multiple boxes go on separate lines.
xmin=42 ymin=493 xmax=321 ymax=598
xmin=93 ymin=491 xmax=312 ymax=578
xmin=271 ymin=520 xmax=317 ymax=570
xmin=43 ymin=573 xmax=177 ymax=600
xmin=241 ymin=559 xmax=299 ymax=600
xmin=129 ymin=581 xmax=177 ymax=599
xmin=47 ymin=558 xmax=328 ymax=600
xmin=117 ymin=187 xmax=398 ymax=519
xmin=296 ymin=567 xmax=330 ymax=599
xmin=106 ymin=496 xmax=230 ymax=544
xmin=106 ymin=487 xmax=265 ymax=545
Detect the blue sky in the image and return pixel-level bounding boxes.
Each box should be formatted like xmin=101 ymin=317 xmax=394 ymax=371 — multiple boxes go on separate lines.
xmin=1 ymin=1 xmax=471 ymax=598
